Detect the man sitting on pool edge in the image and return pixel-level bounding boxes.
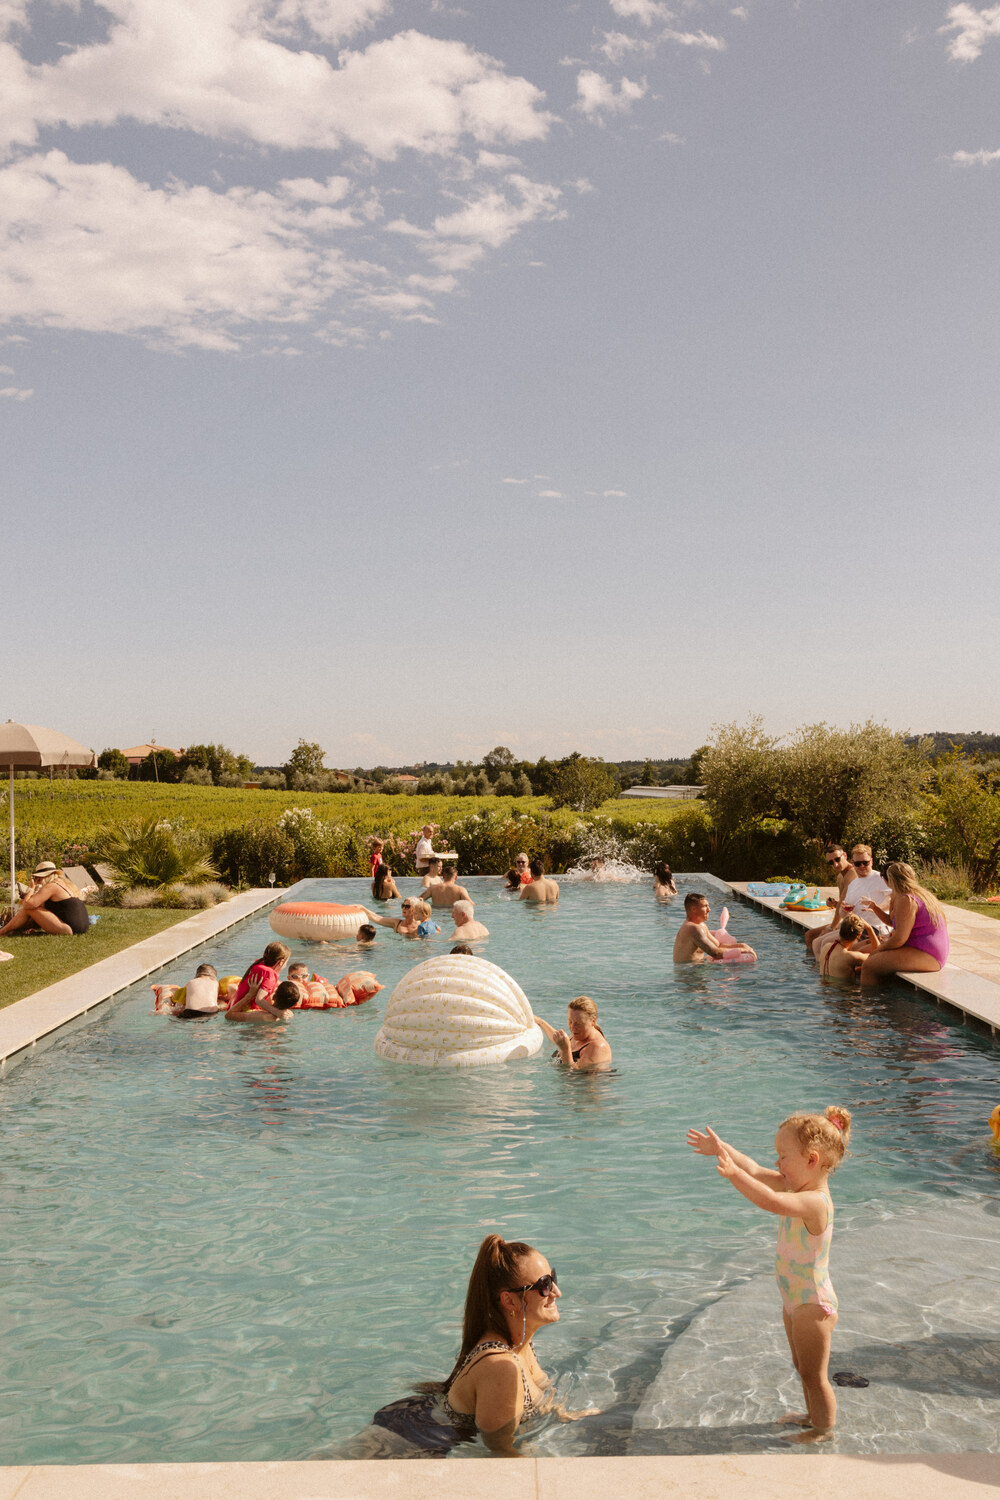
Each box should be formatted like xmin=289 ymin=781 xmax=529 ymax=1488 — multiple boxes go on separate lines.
xmin=673 ymin=893 xmax=756 ymax=963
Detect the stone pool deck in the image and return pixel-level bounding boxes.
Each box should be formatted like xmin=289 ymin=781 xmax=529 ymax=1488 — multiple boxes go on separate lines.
xmin=0 ymin=1453 xmax=997 ymax=1499
xmin=729 ymin=883 xmax=1000 ymax=1036
xmin=0 ymin=888 xmax=286 ymax=1072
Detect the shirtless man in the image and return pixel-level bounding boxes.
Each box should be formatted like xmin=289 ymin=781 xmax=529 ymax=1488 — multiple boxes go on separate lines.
xmin=804 ymin=846 xmax=856 ymax=954
xmin=419 ymin=858 xmax=444 ymax=896
xmin=673 ymin=893 xmax=756 ymax=963
xmin=449 ymin=899 xmax=489 ymax=942
xmin=423 ymin=863 xmax=471 ymax=907
xmin=520 ymin=858 xmax=559 ymax=904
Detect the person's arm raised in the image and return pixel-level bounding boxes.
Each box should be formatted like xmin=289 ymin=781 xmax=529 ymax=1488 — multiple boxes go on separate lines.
xmin=716 ymin=1149 xmax=828 ymax=1231
xmin=687 ymin=1126 xmax=784 ymax=1187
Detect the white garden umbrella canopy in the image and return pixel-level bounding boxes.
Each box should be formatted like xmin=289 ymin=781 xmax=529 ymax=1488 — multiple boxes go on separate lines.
xmin=0 ymin=721 xmax=96 ymax=907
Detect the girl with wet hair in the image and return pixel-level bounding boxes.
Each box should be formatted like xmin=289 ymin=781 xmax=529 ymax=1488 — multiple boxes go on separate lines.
xmin=653 ymin=862 xmax=677 ymax=900
xmin=340 ymin=1234 xmax=564 ymax=1459
xmin=688 ymin=1107 xmax=853 ymax=1443
xmin=371 ymin=861 xmax=400 ymax=902
xmin=227 ymin=942 xmax=290 ymax=1014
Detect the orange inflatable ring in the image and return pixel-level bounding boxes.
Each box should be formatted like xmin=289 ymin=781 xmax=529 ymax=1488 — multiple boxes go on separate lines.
xmin=270 ymin=901 xmax=367 ymax=942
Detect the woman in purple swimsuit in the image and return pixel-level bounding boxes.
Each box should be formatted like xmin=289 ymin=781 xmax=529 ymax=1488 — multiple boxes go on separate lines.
xmin=858 ymin=862 xmax=949 ymax=986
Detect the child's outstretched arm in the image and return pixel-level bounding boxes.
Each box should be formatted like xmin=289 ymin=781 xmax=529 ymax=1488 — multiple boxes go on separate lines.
xmin=716 ymin=1148 xmax=829 ymax=1231
xmin=687 ymin=1126 xmax=784 ymax=1188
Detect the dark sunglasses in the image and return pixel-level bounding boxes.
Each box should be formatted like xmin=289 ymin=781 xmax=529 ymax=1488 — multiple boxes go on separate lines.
xmin=851 ymin=859 xmax=871 ymax=868
xmin=511 ymin=1270 xmax=557 ymax=1297
xmin=825 ymin=858 xmax=843 ymax=867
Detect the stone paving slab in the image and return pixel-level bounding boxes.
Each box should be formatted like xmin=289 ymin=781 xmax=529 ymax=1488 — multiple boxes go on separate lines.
xmin=1 ymin=1454 xmax=998 ymax=1499
xmin=730 ymin=883 xmax=1000 ymax=1036
xmin=0 ymin=889 xmax=289 ymax=1070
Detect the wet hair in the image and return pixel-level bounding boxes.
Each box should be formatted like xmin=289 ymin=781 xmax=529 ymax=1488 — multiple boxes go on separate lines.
xmin=505 ymin=868 xmax=522 ymax=890
xmin=438 ymin=1234 xmax=537 ymax=1391
xmin=838 ymin=914 xmax=865 ymax=942
xmin=241 ymin=942 xmax=290 ymax=982
xmin=358 ymin=924 xmax=376 ymax=941
xmin=272 ymin=981 xmax=301 ymax=1011
xmin=372 ymin=862 xmax=394 ymax=900
xmin=884 ymin=861 xmax=945 ymax=927
xmin=684 ymin=892 xmax=708 ymax=912
xmin=195 ymin=963 xmax=217 ymax=978
xmin=443 ymin=863 xmax=456 ymax=879
xmin=779 ymin=1107 xmax=852 ymax=1171
xmin=427 ymin=858 xmax=443 ymax=872
xmin=529 ymin=858 xmax=544 ymax=878
xmin=451 ymin=944 xmax=473 ymax=955
xmin=409 ymin=899 xmax=431 ymax=921
xmin=568 ymin=995 xmax=605 ymax=1036
xmin=288 ymin=961 xmax=310 ymax=977
xmin=654 ymin=862 xmax=674 ymax=884
xmin=452 ymin=899 xmax=473 ymax=920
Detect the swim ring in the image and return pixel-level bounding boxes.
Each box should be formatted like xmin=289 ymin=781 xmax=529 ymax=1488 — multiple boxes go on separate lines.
xmin=296 ymin=971 xmax=383 ymax=1010
xmin=374 ymin=954 xmax=543 ymax=1068
xmin=270 ymin=901 xmax=367 ymax=942
xmin=709 ymin=906 xmax=756 ymax=962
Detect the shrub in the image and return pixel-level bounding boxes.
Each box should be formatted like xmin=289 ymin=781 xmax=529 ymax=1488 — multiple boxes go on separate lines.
xmin=257 ymin=774 xmax=285 ymax=790
xmin=781 ymin=721 xmax=928 ymax=848
xmin=923 ymin=755 xmax=1000 ymax=892
xmin=211 ymin=821 xmax=295 ymax=886
xmin=97 ymin=817 xmax=219 ymax=887
xmin=181 ymin=766 xmax=213 ymax=786
xmin=547 ymin=755 xmax=620 ymax=812
xmin=97 ymin=747 xmax=130 ymax=779
xmin=917 ymin=858 xmax=975 ymax=902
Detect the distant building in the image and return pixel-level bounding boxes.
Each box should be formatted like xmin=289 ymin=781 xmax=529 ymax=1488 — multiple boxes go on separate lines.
xmin=621 ymin=785 xmax=705 ymax=800
xmin=121 ymin=742 xmax=183 ymax=766
xmin=395 ymin=774 xmax=420 ymax=785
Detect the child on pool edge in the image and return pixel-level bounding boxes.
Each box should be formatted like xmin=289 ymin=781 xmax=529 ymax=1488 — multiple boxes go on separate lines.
xmin=687 ymin=1106 xmax=852 ymax=1443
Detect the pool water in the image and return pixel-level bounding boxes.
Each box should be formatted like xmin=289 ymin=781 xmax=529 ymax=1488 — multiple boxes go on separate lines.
xmin=0 ymin=876 xmax=998 ymax=1463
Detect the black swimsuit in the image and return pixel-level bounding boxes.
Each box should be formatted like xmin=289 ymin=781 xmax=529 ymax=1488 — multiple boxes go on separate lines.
xmin=43 ymin=896 xmax=90 ymax=934
xmin=371 ymin=1341 xmax=535 ymax=1454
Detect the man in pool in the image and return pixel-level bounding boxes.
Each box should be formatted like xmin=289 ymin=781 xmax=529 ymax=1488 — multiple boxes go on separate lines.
xmin=449 ymin=900 xmax=489 ymax=942
xmin=424 ymin=864 xmax=472 ymax=908
xmin=520 ymin=858 xmax=559 ymax=904
xmin=673 ymin=893 xmax=756 ymax=963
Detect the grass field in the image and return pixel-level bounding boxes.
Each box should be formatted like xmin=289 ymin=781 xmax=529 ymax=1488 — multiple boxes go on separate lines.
xmin=0 ymin=908 xmax=193 ymax=1010
xmin=7 ymin=781 xmax=697 ymax=849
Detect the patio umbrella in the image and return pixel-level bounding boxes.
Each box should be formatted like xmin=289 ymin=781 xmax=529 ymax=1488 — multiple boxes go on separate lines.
xmin=0 ymin=721 xmax=96 ymax=910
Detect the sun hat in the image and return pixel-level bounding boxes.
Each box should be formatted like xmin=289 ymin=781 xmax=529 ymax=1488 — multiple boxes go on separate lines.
xmin=33 ymin=861 xmax=57 ymax=876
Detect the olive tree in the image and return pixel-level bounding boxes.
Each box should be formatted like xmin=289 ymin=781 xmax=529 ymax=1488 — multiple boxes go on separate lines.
xmin=700 ymin=717 xmax=783 ymax=838
xmin=780 ymin=722 xmax=928 ymax=848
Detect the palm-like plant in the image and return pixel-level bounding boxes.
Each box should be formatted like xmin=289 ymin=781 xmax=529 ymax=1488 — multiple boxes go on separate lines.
xmin=98 ymin=817 xmax=218 ymax=888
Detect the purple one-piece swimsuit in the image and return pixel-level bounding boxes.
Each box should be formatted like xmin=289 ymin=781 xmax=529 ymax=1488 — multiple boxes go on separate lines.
xmin=905 ymin=898 xmax=949 ymax=966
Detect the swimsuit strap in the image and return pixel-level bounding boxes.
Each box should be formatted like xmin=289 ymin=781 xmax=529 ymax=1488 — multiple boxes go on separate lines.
xmin=447 ymin=1340 xmax=533 ymax=1413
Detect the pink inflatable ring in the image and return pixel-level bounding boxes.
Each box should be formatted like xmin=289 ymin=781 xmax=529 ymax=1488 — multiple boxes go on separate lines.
xmin=270 ymin=901 xmax=367 ymax=942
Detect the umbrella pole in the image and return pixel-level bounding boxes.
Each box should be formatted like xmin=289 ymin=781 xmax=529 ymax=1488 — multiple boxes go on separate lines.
xmin=8 ymin=765 xmax=14 ymax=912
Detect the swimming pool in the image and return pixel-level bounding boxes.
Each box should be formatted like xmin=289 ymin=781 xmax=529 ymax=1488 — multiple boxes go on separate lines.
xmin=0 ymin=876 xmax=997 ymax=1463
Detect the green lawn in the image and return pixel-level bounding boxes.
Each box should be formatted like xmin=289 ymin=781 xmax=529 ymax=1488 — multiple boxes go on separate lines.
xmin=946 ymin=899 xmax=1000 ymax=921
xmin=0 ymin=908 xmax=193 ymax=1010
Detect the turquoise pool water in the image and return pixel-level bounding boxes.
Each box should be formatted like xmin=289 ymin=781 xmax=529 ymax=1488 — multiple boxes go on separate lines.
xmin=1 ymin=876 xmax=998 ymax=1462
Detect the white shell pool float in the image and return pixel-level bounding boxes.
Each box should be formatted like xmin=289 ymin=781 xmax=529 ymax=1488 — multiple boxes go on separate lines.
xmin=374 ymin=954 xmax=544 ymax=1068
xmin=270 ymin=901 xmax=367 ymax=941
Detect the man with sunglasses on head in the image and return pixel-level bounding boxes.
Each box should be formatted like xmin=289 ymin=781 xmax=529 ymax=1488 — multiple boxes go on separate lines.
xmin=804 ymin=846 xmax=856 ymax=955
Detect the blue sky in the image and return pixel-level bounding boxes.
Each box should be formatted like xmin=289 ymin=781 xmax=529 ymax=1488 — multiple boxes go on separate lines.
xmin=2 ymin=0 xmax=997 ymax=766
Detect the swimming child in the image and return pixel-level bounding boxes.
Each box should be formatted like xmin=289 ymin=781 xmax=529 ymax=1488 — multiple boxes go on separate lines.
xmin=686 ymin=1107 xmax=852 ymax=1442
xmin=816 ymin=915 xmax=879 ymax=979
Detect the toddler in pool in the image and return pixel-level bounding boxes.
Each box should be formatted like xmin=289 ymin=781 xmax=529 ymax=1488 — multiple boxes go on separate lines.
xmin=687 ymin=1106 xmax=852 ymax=1442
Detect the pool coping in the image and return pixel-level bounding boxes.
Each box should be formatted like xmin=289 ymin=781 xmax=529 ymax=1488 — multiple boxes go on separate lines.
xmin=0 ymin=885 xmax=302 ymax=1074
xmin=727 ymin=882 xmax=1000 ymax=1037
xmin=0 ymin=1451 xmax=997 ymax=1498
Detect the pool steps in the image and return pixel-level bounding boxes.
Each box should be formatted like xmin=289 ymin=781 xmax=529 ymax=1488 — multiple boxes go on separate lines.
xmin=729 ymin=882 xmax=1000 ymax=1038
xmin=0 ymin=884 xmax=308 ymax=1073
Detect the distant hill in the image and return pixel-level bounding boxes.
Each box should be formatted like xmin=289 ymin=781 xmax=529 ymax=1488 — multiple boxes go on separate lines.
xmin=910 ymin=732 xmax=1000 ymax=757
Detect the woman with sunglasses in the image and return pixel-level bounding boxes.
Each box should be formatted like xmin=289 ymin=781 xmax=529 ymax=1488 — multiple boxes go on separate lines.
xmin=339 ymin=1235 xmax=566 ymax=1458
xmin=361 ymin=899 xmax=427 ymax=937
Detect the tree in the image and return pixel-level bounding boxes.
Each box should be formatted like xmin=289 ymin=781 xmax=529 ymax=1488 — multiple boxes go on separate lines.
xmin=482 ymin=746 xmax=517 ymax=782
xmin=138 ymin=748 xmax=179 ymax=782
xmin=178 ymin=743 xmax=253 ymax=786
xmin=701 ymin=718 xmax=782 ymax=838
xmin=926 ymin=754 xmax=1000 ymax=891
xmin=547 ymin=754 xmax=619 ymax=812
xmin=282 ymin=740 xmax=325 ymax=785
xmin=97 ymin=747 xmax=129 ymax=779
xmin=781 ymin=722 xmax=928 ymax=848
xmin=640 ymin=759 xmax=657 ymax=786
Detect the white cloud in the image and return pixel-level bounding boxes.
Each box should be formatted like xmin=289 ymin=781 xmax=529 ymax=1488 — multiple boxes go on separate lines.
xmin=603 ymin=488 xmax=627 ymax=496
xmin=951 ymin=146 xmax=1000 ymax=162
xmin=663 ymin=28 xmax=725 ymax=50
xmin=576 ymin=69 xmax=647 ymax=117
xmin=730 ymin=5 xmax=748 ymax=16
xmin=502 ymin=476 xmax=527 ymax=484
xmin=388 ymin=172 xmax=563 ymax=272
xmin=609 ymin=0 xmax=672 ymax=24
xmin=0 ymin=384 xmax=32 ymax=398
xmin=940 ymin=3 xmax=1000 ymax=61
xmin=598 ymin=30 xmax=658 ymax=62
xmin=265 ymin=0 xmax=392 ymax=44
xmin=0 ymin=363 xmax=12 ymax=374
xmin=537 ymin=488 xmax=563 ymax=497
xmin=0 ymin=11 xmax=554 ymax=159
